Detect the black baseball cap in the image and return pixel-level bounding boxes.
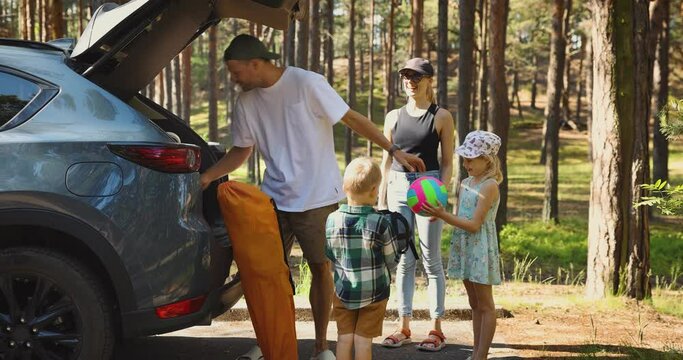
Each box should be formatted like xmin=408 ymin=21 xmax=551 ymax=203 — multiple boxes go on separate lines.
xmin=223 ymin=34 xmax=280 ymax=61
xmin=399 ymin=58 xmax=434 ymax=76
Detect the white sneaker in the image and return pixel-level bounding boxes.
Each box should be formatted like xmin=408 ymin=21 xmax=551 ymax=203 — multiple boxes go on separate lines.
xmin=236 ymin=345 xmax=263 ymax=360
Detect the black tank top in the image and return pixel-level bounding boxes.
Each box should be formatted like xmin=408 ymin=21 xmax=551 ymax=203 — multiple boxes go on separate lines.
xmin=391 ymin=103 xmax=440 ymax=172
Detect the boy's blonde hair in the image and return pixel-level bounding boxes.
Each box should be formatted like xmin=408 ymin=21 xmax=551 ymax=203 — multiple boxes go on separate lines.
xmin=480 ymin=154 xmax=504 ymax=184
xmin=343 ymin=157 xmax=382 ymax=195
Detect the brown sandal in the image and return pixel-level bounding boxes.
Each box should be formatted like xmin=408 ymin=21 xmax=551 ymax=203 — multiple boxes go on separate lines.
xmin=381 ymin=328 xmax=412 ymax=348
xmin=415 ymin=330 xmax=446 ymax=352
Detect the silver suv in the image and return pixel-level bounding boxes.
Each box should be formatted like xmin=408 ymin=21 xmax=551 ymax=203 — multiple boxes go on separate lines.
xmin=0 ymin=0 xmax=297 ymax=358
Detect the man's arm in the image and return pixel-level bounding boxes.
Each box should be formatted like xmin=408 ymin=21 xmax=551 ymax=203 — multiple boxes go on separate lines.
xmin=340 ymin=109 xmax=426 ymax=172
xmin=200 ymin=146 xmax=253 ymax=189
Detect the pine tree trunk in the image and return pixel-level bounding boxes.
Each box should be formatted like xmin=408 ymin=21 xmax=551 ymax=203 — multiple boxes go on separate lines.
xmin=488 ymin=0 xmax=510 ymax=231
xmin=155 ymin=73 xmax=164 ymax=107
xmin=651 ymin=0 xmax=669 ymax=184
xmin=208 ymin=25 xmax=218 ymax=142
xmin=561 ymin=0 xmax=572 ymax=125
xmin=47 ymin=0 xmax=63 ymax=40
xmin=20 ymin=0 xmax=28 ymax=39
xmin=575 ymin=35 xmax=585 ymax=126
xmin=512 ymin=69 xmax=523 ymax=119
xmin=359 ymin=26 xmax=364 ymax=93
xmin=147 ymin=81 xmax=155 ymax=103
xmin=296 ymin=10 xmax=309 ymax=69
xmin=367 ymin=0 xmax=375 ymax=157
xmin=324 ymin=0 xmax=334 ymax=84
xmin=287 ymin=17 xmax=296 ymax=67
xmin=471 ymin=42 xmax=480 ymax=131
xmin=542 ymin=0 xmax=566 ymax=224
xmin=173 ymin=55 xmax=182 ymax=116
xmin=37 ymin=0 xmax=44 ymax=41
xmin=181 ymin=45 xmax=192 ymax=124
xmin=345 ymin=0 xmax=356 ymax=165
xmin=27 ymin=0 xmax=36 ymax=41
xmin=531 ymin=54 xmax=538 ymax=109
xmin=165 ymin=64 xmax=173 ymax=111
xmin=410 ymin=0 xmax=424 ymax=58
xmin=477 ymin=0 xmax=489 ymax=131
xmin=437 ymin=0 xmax=448 ymax=108
xmin=457 ymin=0 xmax=475 ymax=186
xmin=78 ymin=0 xmax=83 ymax=33
xmin=627 ymin=0 xmax=651 ymax=301
xmin=586 ymin=33 xmax=593 ymax=161
xmin=309 ymin=0 xmax=321 ymax=73
xmin=384 ymin=0 xmax=396 ymax=114
xmin=586 ymin=0 xmax=649 ymax=299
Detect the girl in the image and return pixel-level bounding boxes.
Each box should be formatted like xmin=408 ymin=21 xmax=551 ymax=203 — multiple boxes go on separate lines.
xmin=422 ymin=130 xmax=503 ymax=360
xmin=378 ymin=57 xmax=455 ymax=352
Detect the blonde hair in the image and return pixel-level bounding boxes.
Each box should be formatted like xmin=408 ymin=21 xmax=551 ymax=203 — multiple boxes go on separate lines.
xmin=343 ymin=157 xmax=382 ymax=195
xmin=480 ymin=154 xmax=504 ymax=184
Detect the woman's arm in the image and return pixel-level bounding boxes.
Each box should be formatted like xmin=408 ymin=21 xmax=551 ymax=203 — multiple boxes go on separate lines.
xmin=421 ymin=180 xmax=499 ymax=233
xmin=377 ymin=110 xmax=398 ymax=210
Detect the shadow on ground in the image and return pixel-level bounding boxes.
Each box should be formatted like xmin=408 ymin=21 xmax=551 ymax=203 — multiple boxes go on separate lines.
xmin=115 ymin=337 xmax=480 ymax=360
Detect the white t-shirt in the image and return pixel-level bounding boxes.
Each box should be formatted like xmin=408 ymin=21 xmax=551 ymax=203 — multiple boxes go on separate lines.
xmin=231 ymin=67 xmax=350 ymax=212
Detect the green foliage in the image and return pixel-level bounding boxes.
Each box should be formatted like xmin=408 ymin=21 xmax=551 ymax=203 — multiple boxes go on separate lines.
xmin=659 ymin=98 xmax=683 ymax=141
xmin=637 ymin=180 xmax=683 ymax=216
xmin=650 ymin=225 xmax=683 ymax=279
xmin=492 ymin=219 xmax=683 ymax=287
xmin=639 ymin=99 xmax=683 ymax=215
xmin=499 ymin=219 xmax=588 ymax=273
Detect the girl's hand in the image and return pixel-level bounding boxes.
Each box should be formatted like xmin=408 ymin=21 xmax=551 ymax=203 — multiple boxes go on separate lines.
xmin=421 ymin=202 xmax=447 ymax=220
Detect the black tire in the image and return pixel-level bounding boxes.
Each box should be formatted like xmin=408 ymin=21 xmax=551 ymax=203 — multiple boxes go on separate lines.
xmin=0 ymin=247 xmax=115 ymax=360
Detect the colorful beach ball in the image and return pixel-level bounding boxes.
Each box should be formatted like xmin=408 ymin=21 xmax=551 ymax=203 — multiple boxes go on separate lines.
xmin=406 ymin=176 xmax=448 ymax=216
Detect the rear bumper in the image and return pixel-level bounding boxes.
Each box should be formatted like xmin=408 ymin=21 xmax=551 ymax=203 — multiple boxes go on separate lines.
xmin=120 ymin=277 xmax=239 ymax=338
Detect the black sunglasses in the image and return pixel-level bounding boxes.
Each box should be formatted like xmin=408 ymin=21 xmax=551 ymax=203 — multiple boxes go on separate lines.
xmin=399 ymin=71 xmax=425 ymax=82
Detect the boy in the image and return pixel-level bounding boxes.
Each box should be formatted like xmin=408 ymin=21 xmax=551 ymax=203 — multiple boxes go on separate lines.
xmin=325 ymin=157 xmax=401 ymax=360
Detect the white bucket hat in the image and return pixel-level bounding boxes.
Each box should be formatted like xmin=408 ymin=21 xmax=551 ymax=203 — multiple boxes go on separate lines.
xmin=456 ymin=130 xmax=502 ymax=158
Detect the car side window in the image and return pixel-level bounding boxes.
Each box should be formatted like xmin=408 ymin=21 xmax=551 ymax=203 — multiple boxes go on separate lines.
xmin=0 ymin=71 xmax=40 ymax=127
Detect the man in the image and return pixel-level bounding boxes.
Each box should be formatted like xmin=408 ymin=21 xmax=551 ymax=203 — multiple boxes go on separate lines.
xmin=200 ymin=34 xmax=425 ymax=360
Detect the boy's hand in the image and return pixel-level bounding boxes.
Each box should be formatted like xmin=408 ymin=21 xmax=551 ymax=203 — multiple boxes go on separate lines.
xmin=421 ymin=202 xmax=447 ymax=221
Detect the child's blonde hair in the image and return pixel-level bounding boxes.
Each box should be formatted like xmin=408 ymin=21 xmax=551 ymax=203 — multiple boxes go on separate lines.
xmin=343 ymin=157 xmax=382 ymax=195
xmin=480 ymin=154 xmax=504 ymax=184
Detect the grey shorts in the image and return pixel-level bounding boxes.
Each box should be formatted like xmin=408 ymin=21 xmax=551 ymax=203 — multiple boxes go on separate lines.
xmin=277 ymin=203 xmax=338 ymax=264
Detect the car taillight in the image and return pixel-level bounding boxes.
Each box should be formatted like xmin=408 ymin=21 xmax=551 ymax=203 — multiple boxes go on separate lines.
xmin=108 ymin=143 xmax=201 ymax=173
xmin=155 ymin=295 xmax=206 ymax=319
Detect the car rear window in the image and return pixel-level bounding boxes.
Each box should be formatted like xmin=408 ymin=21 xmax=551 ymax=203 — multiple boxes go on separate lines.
xmin=0 ymin=71 xmax=40 ymax=127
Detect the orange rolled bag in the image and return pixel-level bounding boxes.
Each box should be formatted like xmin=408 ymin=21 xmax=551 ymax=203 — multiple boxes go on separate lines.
xmin=217 ymin=181 xmax=298 ymax=360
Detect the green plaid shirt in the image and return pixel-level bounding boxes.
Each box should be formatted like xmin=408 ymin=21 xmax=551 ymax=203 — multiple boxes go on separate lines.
xmin=325 ymin=205 xmax=399 ymax=310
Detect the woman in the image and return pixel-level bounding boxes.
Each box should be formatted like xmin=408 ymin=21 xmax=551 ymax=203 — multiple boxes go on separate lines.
xmin=378 ymin=57 xmax=455 ymax=352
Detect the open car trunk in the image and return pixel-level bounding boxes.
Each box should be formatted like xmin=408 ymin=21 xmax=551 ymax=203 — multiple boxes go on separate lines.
xmin=71 ymin=0 xmax=300 ymax=100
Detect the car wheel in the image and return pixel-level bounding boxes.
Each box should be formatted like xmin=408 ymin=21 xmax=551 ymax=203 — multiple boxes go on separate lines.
xmin=0 ymin=247 xmax=114 ymax=360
